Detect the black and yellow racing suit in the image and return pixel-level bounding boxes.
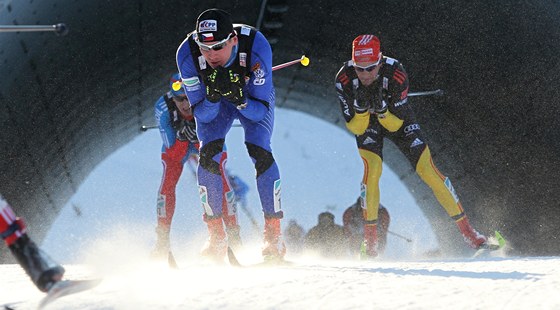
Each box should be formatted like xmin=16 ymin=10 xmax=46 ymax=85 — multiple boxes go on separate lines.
xmin=334 ymin=57 xmax=467 ymax=227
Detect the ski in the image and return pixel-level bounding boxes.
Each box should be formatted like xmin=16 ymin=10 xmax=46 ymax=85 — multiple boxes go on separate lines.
xmin=38 ymin=278 xmax=102 ymax=309
xmin=227 ymin=247 xmax=293 ymax=268
xmin=168 ymin=250 xmax=179 ymax=269
xmin=473 ymin=231 xmax=507 ymax=258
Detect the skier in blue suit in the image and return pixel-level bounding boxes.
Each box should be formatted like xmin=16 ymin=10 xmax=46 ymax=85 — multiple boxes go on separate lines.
xmin=176 ymin=8 xmax=285 ymax=261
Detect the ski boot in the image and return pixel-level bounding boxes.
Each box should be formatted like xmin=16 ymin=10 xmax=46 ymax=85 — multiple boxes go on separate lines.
xmin=456 ymin=216 xmax=487 ymax=249
xmin=201 ymin=217 xmax=227 ymax=263
xmin=377 ymin=207 xmax=391 ymax=254
xmin=9 ymin=234 xmax=65 ymax=292
xmin=150 ymin=226 xmax=171 ymax=260
xmin=262 ymin=217 xmax=286 ymax=261
xmin=360 ymin=223 xmax=378 ymax=260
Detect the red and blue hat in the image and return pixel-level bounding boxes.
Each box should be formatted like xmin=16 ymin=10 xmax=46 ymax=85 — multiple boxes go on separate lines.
xmin=169 ymin=73 xmax=184 ymax=97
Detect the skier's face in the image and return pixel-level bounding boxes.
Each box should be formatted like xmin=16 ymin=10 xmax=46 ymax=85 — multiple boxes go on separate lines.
xmin=354 ymin=60 xmax=381 ymax=86
xmin=199 ymin=35 xmax=238 ymax=68
xmin=173 ymin=95 xmax=192 ymax=117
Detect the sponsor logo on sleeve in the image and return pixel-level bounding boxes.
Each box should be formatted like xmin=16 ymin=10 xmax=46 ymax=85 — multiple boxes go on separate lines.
xmin=253 ymin=68 xmax=266 ymax=85
xmin=183 ymin=77 xmax=200 ymax=86
xmin=183 ymin=77 xmax=201 ymax=92
xmin=338 ymin=94 xmax=350 ymax=116
xmin=240 ymin=53 xmax=247 ymax=67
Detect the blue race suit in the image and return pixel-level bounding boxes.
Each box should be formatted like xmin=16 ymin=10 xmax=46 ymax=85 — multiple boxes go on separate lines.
xmin=176 ymin=24 xmax=282 ymax=219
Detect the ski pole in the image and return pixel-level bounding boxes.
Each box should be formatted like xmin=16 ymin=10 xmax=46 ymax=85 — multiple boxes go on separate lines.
xmin=272 ymin=55 xmax=310 ymax=71
xmin=141 ymin=123 xmax=243 ymax=131
xmin=0 ymin=23 xmax=69 ymax=36
xmin=408 ymin=89 xmax=444 ymax=97
xmin=140 ymin=125 xmax=158 ymax=131
xmin=388 ymin=230 xmax=413 ymax=243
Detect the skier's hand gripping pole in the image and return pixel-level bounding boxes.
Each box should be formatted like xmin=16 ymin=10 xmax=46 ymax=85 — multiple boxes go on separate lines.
xmin=272 ymin=55 xmax=310 ymax=71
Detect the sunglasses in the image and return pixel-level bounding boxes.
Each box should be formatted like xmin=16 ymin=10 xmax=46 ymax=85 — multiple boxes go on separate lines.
xmin=195 ymin=33 xmax=234 ymax=51
xmin=354 ymin=63 xmax=380 ymax=72
xmin=173 ymin=96 xmax=188 ymax=102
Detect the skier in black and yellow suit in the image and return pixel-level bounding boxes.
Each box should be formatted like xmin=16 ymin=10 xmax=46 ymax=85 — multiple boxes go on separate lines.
xmin=334 ymin=34 xmax=488 ymax=258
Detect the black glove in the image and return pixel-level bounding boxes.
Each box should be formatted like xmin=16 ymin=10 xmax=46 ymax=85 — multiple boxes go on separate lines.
xmin=354 ymin=86 xmax=375 ymax=113
xmin=205 ymin=69 xmax=222 ymax=103
xmin=214 ymin=67 xmax=247 ymax=108
xmin=373 ymin=87 xmax=388 ymax=115
xmin=176 ymin=120 xmax=198 ymax=143
xmin=355 ymin=85 xmax=388 ymax=115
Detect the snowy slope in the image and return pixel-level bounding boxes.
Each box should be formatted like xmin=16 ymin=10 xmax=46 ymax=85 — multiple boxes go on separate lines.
xmin=2 ymin=256 xmax=559 ymax=309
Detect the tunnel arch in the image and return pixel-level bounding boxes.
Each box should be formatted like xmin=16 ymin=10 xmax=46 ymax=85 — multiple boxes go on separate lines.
xmin=2 ymin=1 xmax=560 ymax=262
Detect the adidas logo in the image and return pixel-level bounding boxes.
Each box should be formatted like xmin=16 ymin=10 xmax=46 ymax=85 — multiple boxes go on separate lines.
xmin=363 ymin=137 xmax=376 ymax=145
xmin=410 ymin=138 xmax=423 ymax=148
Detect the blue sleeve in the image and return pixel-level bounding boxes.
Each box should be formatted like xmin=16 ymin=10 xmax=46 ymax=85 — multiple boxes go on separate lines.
xmin=237 ymin=31 xmax=274 ymax=121
xmin=154 ymin=96 xmax=176 ymax=150
xmin=176 ymin=37 xmax=220 ymax=123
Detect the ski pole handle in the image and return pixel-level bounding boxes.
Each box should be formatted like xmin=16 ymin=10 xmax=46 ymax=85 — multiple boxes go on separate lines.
xmin=0 ymin=23 xmax=68 ymax=36
xmin=272 ymin=55 xmax=310 ymax=71
xmin=140 ymin=125 xmax=158 ymax=131
xmin=408 ymin=89 xmax=444 ymax=97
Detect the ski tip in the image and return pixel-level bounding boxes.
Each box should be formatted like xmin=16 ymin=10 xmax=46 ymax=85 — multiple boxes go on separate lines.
xmin=168 ymin=251 xmax=179 ymax=269
xmin=494 ymin=231 xmax=507 ymax=248
xmin=227 ymin=246 xmax=242 ymax=267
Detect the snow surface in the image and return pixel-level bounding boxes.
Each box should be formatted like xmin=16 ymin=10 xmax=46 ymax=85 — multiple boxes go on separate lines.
xmin=2 ymin=108 xmax=557 ymax=309
xmin=2 ymin=257 xmax=559 ymax=309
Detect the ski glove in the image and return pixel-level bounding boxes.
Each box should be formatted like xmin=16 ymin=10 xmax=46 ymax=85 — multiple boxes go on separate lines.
xmin=354 ymin=86 xmax=375 ymax=113
xmin=214 ymin=67 xmax=247 ymax=109
xmin=355 ymin=85 xmax=388 ymax=115
xmin=205 ymin=70 xmax=222 ymax=103
xmin=374 ymin=87 xmax=388 ymax=115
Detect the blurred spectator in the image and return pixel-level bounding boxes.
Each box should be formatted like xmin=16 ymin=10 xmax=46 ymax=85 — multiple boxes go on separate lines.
xmin=284 ymin=220 xmax=305 ymax=255
xmin=304 ymin=212 xmax=347 ymax=258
